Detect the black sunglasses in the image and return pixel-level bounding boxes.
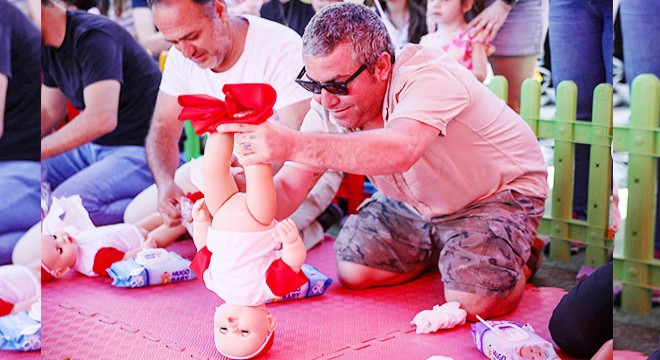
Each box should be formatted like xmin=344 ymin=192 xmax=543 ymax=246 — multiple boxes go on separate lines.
xmin=295 ymin=64 xmax=367 ymax=95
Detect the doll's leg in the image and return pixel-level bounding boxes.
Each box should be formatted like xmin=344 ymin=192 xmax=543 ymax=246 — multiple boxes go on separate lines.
xmin=134 ymin=213 xmax=163 ymax=232
xmin=134 ymin=212 xmax=187 ymax=248
xmin=203 ymin=133 xmax=239 ymax=215
xmin=147 ymin=224 xmax=187 ymax=248
xmin=244 ymin=163 xmax=275 ymax=226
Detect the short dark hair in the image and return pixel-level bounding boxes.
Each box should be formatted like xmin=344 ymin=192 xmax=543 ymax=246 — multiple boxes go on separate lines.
xmin=302 ymin=2 xmax=395 ymax=70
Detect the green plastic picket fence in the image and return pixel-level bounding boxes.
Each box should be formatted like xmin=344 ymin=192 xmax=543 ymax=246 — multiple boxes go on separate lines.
xmin=611 ymin=74 xmax=660 ymax=315
xmin=489 ymin=75 xmax=614 ymax=270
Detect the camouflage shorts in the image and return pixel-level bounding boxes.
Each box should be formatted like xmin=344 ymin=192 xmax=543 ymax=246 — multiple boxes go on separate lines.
xmin=334 ymin=190 xmax=545 ymax=298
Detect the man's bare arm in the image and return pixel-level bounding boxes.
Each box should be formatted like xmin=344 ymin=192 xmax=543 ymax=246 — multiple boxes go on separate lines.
xmin=145 ymin=90 xmax=186 ymax=225
xmin=41 ymin=80 xmax=120 ymax=159
xmin=273 ymin=164 xmax=326 ymax=220
xmin=145 ymin=90 xmax=185 ymax=188
xmin=224 ymin=117 xmax=441 ymax=176
xmin=40 ymin=85 xmax=68 ymax=138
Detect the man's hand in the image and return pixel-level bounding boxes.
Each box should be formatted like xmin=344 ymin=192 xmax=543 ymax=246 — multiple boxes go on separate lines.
xmin=216 ymin=119 xmax=294 ymax=166
xmin=192 ymin=198 xmax=212 ymax=224
xmin=274 ymin=219 xmax=300 ymax=245
xmin=157 ymin=182 xmax=185 ymax=227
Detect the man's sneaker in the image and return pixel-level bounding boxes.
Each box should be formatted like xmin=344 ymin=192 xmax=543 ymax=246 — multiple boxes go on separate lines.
xmin=316 ymin=203 xmax=345 ymax=232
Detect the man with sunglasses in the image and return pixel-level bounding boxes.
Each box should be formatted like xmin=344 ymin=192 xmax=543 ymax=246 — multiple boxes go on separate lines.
xmin=126 ymin=0 xmax=343 ymax=250
xmin=219 ymin=2 xmax=549 ymax=321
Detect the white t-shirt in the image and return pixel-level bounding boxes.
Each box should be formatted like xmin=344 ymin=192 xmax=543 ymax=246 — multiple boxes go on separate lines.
xmin=0 ymin=265 xmax=39 ymax=306
xmin=160 ymin=15 xmax=311 ymax=110
xmin=74 ymin=223 xmax=143 ymax=276
xmin=203 ymin=226 xmax=280 ymax=306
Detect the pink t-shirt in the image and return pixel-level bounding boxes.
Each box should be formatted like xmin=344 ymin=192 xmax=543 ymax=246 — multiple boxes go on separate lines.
xmin=298 ymin=45 xmax=548 ymax=218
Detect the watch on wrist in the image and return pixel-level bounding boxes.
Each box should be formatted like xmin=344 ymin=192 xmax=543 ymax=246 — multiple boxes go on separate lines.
xmin=500 ymin=0 xmax=519 ymax=8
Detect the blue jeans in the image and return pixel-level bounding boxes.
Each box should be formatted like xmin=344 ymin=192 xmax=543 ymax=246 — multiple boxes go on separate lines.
xmin=44 ymin=143 xmax=155 ymax=226
xmin=620 ymin=0 xmax=660 ymax=254
xmin=0 ymin=161 xmax=40 ymax=265
xmin=549 ymin=0 xmax=613 ymax=219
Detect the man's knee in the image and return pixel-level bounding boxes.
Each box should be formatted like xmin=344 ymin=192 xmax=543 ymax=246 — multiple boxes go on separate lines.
xmin=337 ymin=260 xmax=427 ymax=290
xmin=337 ymin=261 xmax=376 ymax=289
xmin=444 ymin=276 xmax=526 ymax=321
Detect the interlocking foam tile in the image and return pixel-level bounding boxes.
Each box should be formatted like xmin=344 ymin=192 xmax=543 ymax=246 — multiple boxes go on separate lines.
xmin=43 ymin=238 xmax=581 ymax=360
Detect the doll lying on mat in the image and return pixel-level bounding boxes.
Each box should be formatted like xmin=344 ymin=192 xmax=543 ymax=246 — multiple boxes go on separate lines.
xmin=0 ymin=264 xmax=41 ymax=351
xmin=40 ymin=195 xmax=192 ymax=281
xmin=180 ymin=83 xmax=308 ymax=360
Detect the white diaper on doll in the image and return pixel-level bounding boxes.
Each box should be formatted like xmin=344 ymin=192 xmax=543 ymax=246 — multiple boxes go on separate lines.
xmin=471 ymin=317 xmax=560 ymax=360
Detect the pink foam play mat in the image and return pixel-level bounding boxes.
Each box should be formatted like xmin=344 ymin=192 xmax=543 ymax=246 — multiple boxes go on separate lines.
xmin=37 ymin=237 xmax=628 ymax=359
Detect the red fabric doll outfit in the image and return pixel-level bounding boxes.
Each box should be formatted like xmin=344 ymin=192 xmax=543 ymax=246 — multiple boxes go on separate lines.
xmin=191 ymin=247 xmax=308 ymax=298
xmin=0 ymin=298 xmax=13 ymax=316
xmin=177 ymin=83 xmax=277 ymax=135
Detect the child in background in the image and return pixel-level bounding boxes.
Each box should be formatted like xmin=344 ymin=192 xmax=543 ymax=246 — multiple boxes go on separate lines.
xmin=180 ymin=83 xmax=307 ymax=359
xmin=421 ymin=0 xmax=493 ymax=82
xmin=41 ymin=213 xmax=184 ymax=280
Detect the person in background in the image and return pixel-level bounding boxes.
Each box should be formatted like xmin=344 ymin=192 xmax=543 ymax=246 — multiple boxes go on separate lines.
xmin=548 ymin=261 xmax=613 ymax=359
xmin=125 ymin=0 xmax=342 ymax=252
xmin=421 ymin=0 xmax=493 ymax=82
xmin=466 ymin=0 xmax=549 ymax=112
xmin=132 ymin=0 xmax=172 ymax=57
xmin=0 ymin=0 xmax=41 ymax=265
xmin=260 ymin=0 xmax=315 ymax=37
xmin=41 ymin=0 xmax=162 ymax=226
xmin=373 ymin=0 xmax=427 ymax=49
xmin=7 ymin=0 xmax=41 ymax=28
xmin=310 ymin=0 xmax=340 ymax=12
xmin=548 ymin=0 xmax=612 ymax=222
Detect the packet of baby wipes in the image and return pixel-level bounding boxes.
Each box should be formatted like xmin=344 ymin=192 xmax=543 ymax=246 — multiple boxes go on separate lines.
xmin=267 ymin=264 xmax=332 ymax=303
xmin=108 ymin=249 xmax=196 ymax=288
xmin=0 ymin=303 xmax=41 ymax=351
xmin=471 ymin=318 xmax=560 ymax=360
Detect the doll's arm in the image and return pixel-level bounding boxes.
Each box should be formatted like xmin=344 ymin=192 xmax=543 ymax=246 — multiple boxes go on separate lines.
xmin=470 ymin=42 xmax=489 ymax=82
xmin=191 ymin=199 xmax=211 ymax=251
xmin=203 ymin=133 xmax=239 ymax=216
xmin=146 ymin=223 xmax=187 ymax=248
xmin=244 ymin=163 xmax=276 ymax=225
xmin=276 ymin=219 xmax=306 ymax=273
xmin=11 ymin=295 xmax=40 ymax=314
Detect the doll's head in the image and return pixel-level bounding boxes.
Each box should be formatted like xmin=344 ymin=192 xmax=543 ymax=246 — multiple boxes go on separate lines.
xmin=213 ymin=303 xmax=276 ymax=359
xmin=41 ymin=230 xmax=79 ymax=279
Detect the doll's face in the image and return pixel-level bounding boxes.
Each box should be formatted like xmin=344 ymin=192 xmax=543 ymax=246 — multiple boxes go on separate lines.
xmin=519 ymin=344 xmax=545 ymax=359
xmin=41 ymin=231 xmax=78 ymax=277
xmin=214 ymin=303 xmax=276 ymax=358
